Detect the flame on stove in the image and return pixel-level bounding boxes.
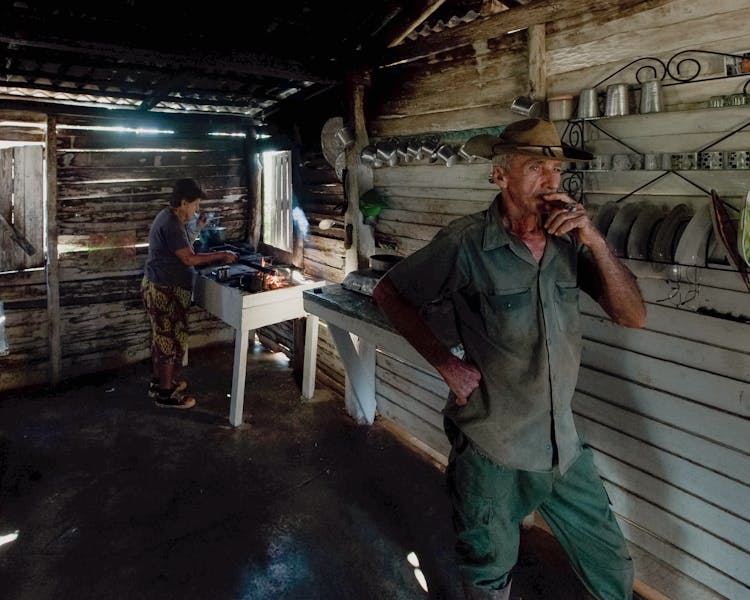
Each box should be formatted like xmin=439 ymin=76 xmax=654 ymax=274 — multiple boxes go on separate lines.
xmin=264 ymin=274 xmax=287 ymax=289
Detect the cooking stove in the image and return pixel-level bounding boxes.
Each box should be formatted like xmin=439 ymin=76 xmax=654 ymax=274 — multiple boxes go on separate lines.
xmin=192 ymin=242 xmax=327 ymax=427
xmin=201 ymin=243 xmax=298 ymax=293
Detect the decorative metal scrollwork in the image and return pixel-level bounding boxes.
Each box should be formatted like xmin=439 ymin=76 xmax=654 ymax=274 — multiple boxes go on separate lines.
xmin=587 ymin=49 xmax=750 ymax=92
xmin=665 ymin=49 xmax=748 ymax=84
xmin=561 ymin=171 xmax=584 ymax=202
xmin=561 ymin=120 xmax=585 ymax=151
xmin=592 ymin=57 xmax=667 ymax=88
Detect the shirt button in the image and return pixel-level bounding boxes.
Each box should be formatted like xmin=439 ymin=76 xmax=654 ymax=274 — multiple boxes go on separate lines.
xmin=546 ymin=444 xmax=551 ymax=450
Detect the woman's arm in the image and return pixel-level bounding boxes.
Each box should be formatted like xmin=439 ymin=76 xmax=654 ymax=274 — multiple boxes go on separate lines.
xmin=175 ymin=246 xmax=238 ymax=267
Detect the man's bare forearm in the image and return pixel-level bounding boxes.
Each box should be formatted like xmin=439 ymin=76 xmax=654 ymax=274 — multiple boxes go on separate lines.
xmin=371 ymin=276 xmax=454 ymax=369
xmin=586 ymin=237 xmax=646 ymax=328
xmin=372 ymin=276 xmax=481 ymax=404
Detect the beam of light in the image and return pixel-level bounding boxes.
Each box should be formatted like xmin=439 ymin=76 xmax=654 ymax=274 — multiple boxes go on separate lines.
xmin=57 ymin=125 xmax=175 ymax=135
xmin=406 ymin=552 xmax=428 ymax=592
xmin=208 ymin=132 xmax=247 ymax=138
xmin=292 ymin=206 xmax=310 ymax=239
xmin=414 ymin=568 xmax=428 ymax=592
xmin=0 ymin=531 xmax=19 ymax=547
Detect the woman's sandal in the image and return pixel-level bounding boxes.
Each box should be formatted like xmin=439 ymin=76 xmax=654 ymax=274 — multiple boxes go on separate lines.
xmin=154 ymin=385 xmax=196 ymax=409
xmin=148 ymin=379 xmax=187 ymax=399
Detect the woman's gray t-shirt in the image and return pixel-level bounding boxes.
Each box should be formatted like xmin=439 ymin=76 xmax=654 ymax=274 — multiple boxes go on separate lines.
xmin=144 ymin=208 xmax=194 ymax=290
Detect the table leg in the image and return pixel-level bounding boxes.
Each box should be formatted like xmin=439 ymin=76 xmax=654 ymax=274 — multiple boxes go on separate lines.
xmin=229 ymin=328 xmax=250 ymax=426
xmin=301 ymin=314 xmax=319 ymax=400
xmin=328 ymin=324 xmax=376 ymax=424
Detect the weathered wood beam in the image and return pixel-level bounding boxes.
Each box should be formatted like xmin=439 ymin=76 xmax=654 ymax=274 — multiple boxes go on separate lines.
xmin=386 ymin=0 xmax=448 ymax=48
xmin=0 ymin=35 xmax=335 ymax=84
xmin=527 ymin=23 xmax=547 ymax=100
xmin=0 ymin=214 xmax=36 ymax=256
xmin=46 ymin=115 xmax=61 ymax=386
xmin=138 ymin=73 xmax=188 ymax=112
xmin=344 ymin=70 xmax=371 ymax=273
xmin=379 ymin=0 xmax=659 ymax=68
xmin=0 ymin=98 xmax=256 ymax=130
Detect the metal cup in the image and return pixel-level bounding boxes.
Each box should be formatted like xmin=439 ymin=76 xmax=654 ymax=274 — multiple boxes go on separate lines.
xmin=591 ymin=154 xmax=611 ymax=170
xmin=396 ymin=144 xmax=412 ymax=163
xmin=727 ymin=150 xmax=750 ymax=169
xmin=605 ymin=83 xmax=630 ymax=117
xmin=334 ymin=127 xmax=355 ymax=149
xmin=216 ymin=266 xmax=230 ymax=282
xmin=680 ymin=152 xmax=699 ymax=170
xmin=457 ymin=145 xmax=476 ymax=163
xmin=420 ymin=139 xmax=440 ymax=160
xmin=376 ymin=142 xmax=398 ymax=167
xmin=612 ymin=154 xmax=632 ymax=170
xmin=700 ymin=151 xmax=724 ymax=170
xmin=406 ymin=139 xmax=422 ymax=160
xmin=510 ymin=95 xmax=543 ymax=118
xmin=577 ymin=88 xmax=599 ymax=119
xmin=436 ymin=144 xmax=458 ymax=167
xmin=639 ymin=80 xmax=664 ymax=114
xmin=360 ymin=146 xmax=383 ymax=168
xmin=644 ymin=153 xmax=660 ymax=170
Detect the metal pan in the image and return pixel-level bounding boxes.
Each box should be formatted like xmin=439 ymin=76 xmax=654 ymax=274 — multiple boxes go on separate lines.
xmin=369 ymin=254 xmax=402 ymax=273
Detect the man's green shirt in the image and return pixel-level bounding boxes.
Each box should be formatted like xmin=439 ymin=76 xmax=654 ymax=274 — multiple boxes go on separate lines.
xmin=387 ymin=195 xmax=595 ymax=474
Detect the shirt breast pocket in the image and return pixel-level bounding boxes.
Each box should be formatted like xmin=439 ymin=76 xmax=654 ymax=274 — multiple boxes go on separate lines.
xmin=555 ymin=281 xmax=581 ymax=333
xmin=479 ymin=287 xmax=532 ymax=342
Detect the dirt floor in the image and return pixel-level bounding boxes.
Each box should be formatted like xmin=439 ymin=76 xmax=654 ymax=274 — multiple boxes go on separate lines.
xmin=0 ymin=340 xmax=629 ymax=599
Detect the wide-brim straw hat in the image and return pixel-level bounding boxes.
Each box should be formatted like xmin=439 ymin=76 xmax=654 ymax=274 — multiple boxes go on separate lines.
xmin=464 ymin=118 xmax=593 ymax=161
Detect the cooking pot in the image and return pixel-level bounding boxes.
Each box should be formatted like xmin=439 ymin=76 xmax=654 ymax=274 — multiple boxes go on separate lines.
xmin=239 ymin=271 xmax=264 ymax=293
xmin=200 ymin=226 xmax=228 ymax=246
xmin=369 ymin=254 xmax=402 ymax=273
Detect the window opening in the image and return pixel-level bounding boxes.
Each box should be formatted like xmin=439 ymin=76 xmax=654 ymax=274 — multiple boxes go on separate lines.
xmin=261 ymin=150 xmax=292 ymax=253
xmin=0 ymin=302 xmax=7 ymax=356
xmin=0 ymin=142 xmax=45 ymax=273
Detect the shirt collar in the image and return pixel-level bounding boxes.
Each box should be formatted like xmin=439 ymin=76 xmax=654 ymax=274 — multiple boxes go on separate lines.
xmin=481 ymin=193 xmax=575 ymax=265
xmin=482 ymin=194 xmax=513 ymax=251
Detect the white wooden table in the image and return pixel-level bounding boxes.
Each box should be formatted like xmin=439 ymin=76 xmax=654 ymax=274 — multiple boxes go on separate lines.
xmin=194 ymin=271 xmax=326 ymax=426
xmin=302 ymin=284 xmax=431 ymax=425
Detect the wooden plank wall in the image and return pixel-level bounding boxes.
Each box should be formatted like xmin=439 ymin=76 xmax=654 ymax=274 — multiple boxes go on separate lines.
xmin=0 ymin=145 xmax=46 ymax=271
xmin=298 ymin=151 xmax=347 ymax=284
xmin=296 ymin=150 xmax=347 ymax=393
xmin=349 ymin=2 xmax=750 ymax=599
xmin=0 ymin=112 xmax=248 ymax=392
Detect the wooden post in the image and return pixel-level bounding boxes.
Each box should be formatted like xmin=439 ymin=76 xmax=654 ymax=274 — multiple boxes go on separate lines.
xmin=344 ymin=70 xmax=372 ymax=273
xmin=528 ymin=23 xmax=547 ymax=101
xmin=292 ymin=317 xmax=306 ymax=387
xmin=301 ymin=314 xmax=319 ymax=400
xmin=244 ymin=125 xmax=261 ymax=249
xmin=45 ymin=115 xmax=61 ymax=386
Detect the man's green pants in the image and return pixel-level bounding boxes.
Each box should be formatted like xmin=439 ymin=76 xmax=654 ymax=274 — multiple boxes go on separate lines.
xmin=446 ymin=423 xmax=634 ymax=600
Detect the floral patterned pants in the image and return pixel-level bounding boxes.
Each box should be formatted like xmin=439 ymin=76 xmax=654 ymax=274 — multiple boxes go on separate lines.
xmin=141 ymin=276 xmax=191 ymax=367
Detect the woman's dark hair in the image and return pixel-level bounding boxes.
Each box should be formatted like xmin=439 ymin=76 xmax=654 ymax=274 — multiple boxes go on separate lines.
xmin=170 ymin=178 xmax=206 ymax=207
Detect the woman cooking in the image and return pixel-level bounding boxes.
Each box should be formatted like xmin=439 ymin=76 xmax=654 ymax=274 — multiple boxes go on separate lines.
xmin=141 ymin=178 xmax=238 ymax=409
